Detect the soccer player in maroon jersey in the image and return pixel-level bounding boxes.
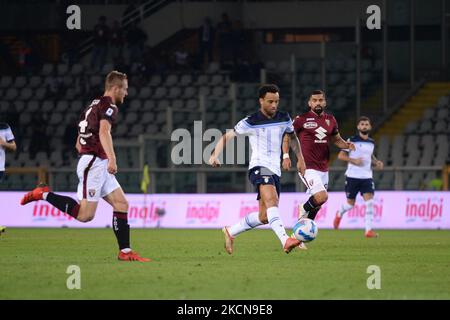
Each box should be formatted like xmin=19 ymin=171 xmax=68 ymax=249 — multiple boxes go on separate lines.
xmin=20 ymin=71 xmax=150 ymax=262
xmin=283 ymin=90 xmax=355 ymax=234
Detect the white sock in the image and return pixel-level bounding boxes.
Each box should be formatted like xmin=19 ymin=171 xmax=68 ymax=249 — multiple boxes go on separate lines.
xmin=229 ymin=211 xmax=262 ymax=237
xmin=365 ymin=199 xmax=374 ymax=232
xmin=338 ymin=202 xmax=354 ymax=217
xmin=43 ymin=192 xmax=48 ymax=200
xmin=121 ymin=248 xmax=132 ymax=253
xmin=267 ymin=206 xmax=289 ymax=246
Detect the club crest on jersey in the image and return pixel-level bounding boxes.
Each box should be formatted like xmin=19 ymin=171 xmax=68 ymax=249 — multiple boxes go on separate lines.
xmin=325 ymin=119 xmax=330 ymax=126
xmin=89 ymin=189 xmax=96 ymax=197
xmin=309 ymin=179 xmax=314 ymax=186
xmin=303 ymin=122 xmax=318 ymax=129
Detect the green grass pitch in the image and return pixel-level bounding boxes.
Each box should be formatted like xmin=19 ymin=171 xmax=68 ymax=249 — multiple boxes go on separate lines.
xmin=1 ymin=228 xmax=449 ymax=299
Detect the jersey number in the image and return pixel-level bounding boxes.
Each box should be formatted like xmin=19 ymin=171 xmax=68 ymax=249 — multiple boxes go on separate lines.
xmin=78 ymin=107 xmax=92 ymax=145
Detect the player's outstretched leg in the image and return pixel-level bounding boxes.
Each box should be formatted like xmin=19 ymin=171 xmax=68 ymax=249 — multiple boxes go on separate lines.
xmin=20 ymin=183 xmax=81 ymax=219
xmin=222 ymin=211 xmax=263 ymax=255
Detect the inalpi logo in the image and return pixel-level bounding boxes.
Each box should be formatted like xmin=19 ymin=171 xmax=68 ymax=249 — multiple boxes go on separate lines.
xmin=405 ymin=198 xmax=443 ymax=222
xmin=346 ymin=199 xmax=383 ymax=223
xmin=32 ymin=203 xmax=74 ymax=221
xmin=186 ymin=201 xmax=220 ymax=224
xmin=128 ymin=201 xmax=167 ymax=223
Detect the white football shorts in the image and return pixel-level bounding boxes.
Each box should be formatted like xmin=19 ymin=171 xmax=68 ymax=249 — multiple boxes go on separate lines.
xmin=76 ymin=155 xmax=120 ymax=202
xmin=298 ymin=169 xmax=329 ymax=196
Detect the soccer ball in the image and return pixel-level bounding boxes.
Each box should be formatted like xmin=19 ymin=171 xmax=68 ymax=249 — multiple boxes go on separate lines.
xmin=292 ymin=218 xmax=318 ymax=242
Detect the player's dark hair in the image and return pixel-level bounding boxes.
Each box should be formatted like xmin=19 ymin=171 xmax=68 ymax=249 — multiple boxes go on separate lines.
xmin=258 ymin=84 xmax=280 ymax=99
xmin=309 ymin=90 xmax=326 ymax=99
xmin=357 ymin=116 xmax=371 ymax=125
xmin=105 ymin=70 xmax=127 ymax=91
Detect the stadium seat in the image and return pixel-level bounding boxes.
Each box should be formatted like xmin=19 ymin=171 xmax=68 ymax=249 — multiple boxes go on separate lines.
xmin=14 ymin=76 xmax=27 ymax=88
xmin=0 ymin=76 xmax=13 ymax=88
xmin=5 ymin=88 xmax=18 ymax=100
xmin=149 ymin=75 xmax=162 ymax=87
xmin=41 ymin=63 xmax=54 ymax=76
xmin=137 ymin=87 xmax=151 ymax=100
xmin=168 ymin=87 xmax=182 ymax=99
xmin=57 ymin=63 xmax=69 ymax=76
xmin=165 ymin=74 xmax=178 ymax=87
xmin=182 ymin=86 xmax=197 ymax=99
xmin=70 ymin=63 xmax=84 ymax=76
xmin=180 ymin=74 xmax=193 ymax=87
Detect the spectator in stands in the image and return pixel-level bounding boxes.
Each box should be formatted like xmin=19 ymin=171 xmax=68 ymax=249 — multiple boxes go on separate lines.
xmin=110 ymin=20 xmax=125 ymax=63
xmin=216 ymin=13 xmax=233 ymax=67
xmin=198 ymin=17 xmax=215 ymax=67
xmin=126 ymin=21 xmax=148 ymax=65
xmin=90 ymin=16 xmax=110 ymax=71
xmin=0 ymin=122 xmax=17 ymax=182
xmin=174 ymin=48 xmax=190 ymax=70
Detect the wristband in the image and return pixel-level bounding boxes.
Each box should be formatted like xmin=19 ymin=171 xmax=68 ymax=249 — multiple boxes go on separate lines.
xmin=283 ymin=153 xmax=290 ymax=160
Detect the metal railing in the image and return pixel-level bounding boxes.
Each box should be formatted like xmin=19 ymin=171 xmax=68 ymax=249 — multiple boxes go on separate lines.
xmin=4 ymin=165 xmax=448 ymax=193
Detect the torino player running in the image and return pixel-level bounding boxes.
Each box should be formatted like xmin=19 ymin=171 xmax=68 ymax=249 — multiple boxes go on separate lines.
xmin=20 ymin=71 xmax=150 ymax=262
xmin=283 ymin=90 xmax=355 ymax=245
xmin=209 ymin=84 xmax=307 ymax=254
xmin=334 ymin=116 xmax=384 ymax=238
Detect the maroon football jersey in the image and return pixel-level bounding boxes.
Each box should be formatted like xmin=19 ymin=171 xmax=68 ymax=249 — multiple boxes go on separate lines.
xmin=293 ymin=110 xmax=339 ymax=172
xmin=78 ymin=96 xmax=118 ymax=159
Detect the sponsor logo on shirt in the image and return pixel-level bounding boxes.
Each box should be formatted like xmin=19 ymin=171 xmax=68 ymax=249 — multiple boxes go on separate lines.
xmin=314 ymin=126 xmax=328 ymax=143
xmin=304 ymin=122 xmax=318 ymax=129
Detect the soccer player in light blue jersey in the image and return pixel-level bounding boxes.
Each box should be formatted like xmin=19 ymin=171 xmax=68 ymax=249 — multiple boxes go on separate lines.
xmin=209 ymin=84 xmax=307 ymax=254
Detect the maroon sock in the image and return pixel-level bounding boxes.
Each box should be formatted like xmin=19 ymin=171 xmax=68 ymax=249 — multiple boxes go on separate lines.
xmin=113 ymin=211 xmax=130 ymax=250
xmin=46 ymin=192 xmax=80 ymax=218
xmin=303 ymin=196 xmax=321 ymax=214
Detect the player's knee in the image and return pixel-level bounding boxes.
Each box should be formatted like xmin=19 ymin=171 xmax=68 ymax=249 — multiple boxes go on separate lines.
xmin=263 ymin=198 xmax=278 ymax=209
xmin=114 ymin=198 xmax=129 ymax=212
xmin=77 ymin=214 xmax=94 ymax=223
xmin=315 ymin=191 xmax=328 ymax=205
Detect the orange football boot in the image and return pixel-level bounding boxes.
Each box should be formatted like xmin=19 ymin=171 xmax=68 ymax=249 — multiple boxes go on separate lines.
xmin=20 ymin=183 xmax=50 ymax=205
xmin=118 ymin=250 xmax=151 ymax=262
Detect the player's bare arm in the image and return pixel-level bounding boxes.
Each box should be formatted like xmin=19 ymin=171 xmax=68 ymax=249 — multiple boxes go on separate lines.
xmin=0 ymin=137 xmax=16 ymax=152
xmin=338 ymin=149 xmax=363 ymax=166
xmin=371 ymin=154 xmax=384 ymax=169
xmin=287 ymin=132 xmax=306 ymax=176
xmin=99 ymin=119 xmax=117 ymax=174
xmin=281 ymin=134 xmax=291 ymax=171
xmin=75 ymin=134 xmax=81 ymax=153
xmin=332 ymin=133 xmax=355 ymax=151
xmin=208 ymin=130 xmax=236 ymax=167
